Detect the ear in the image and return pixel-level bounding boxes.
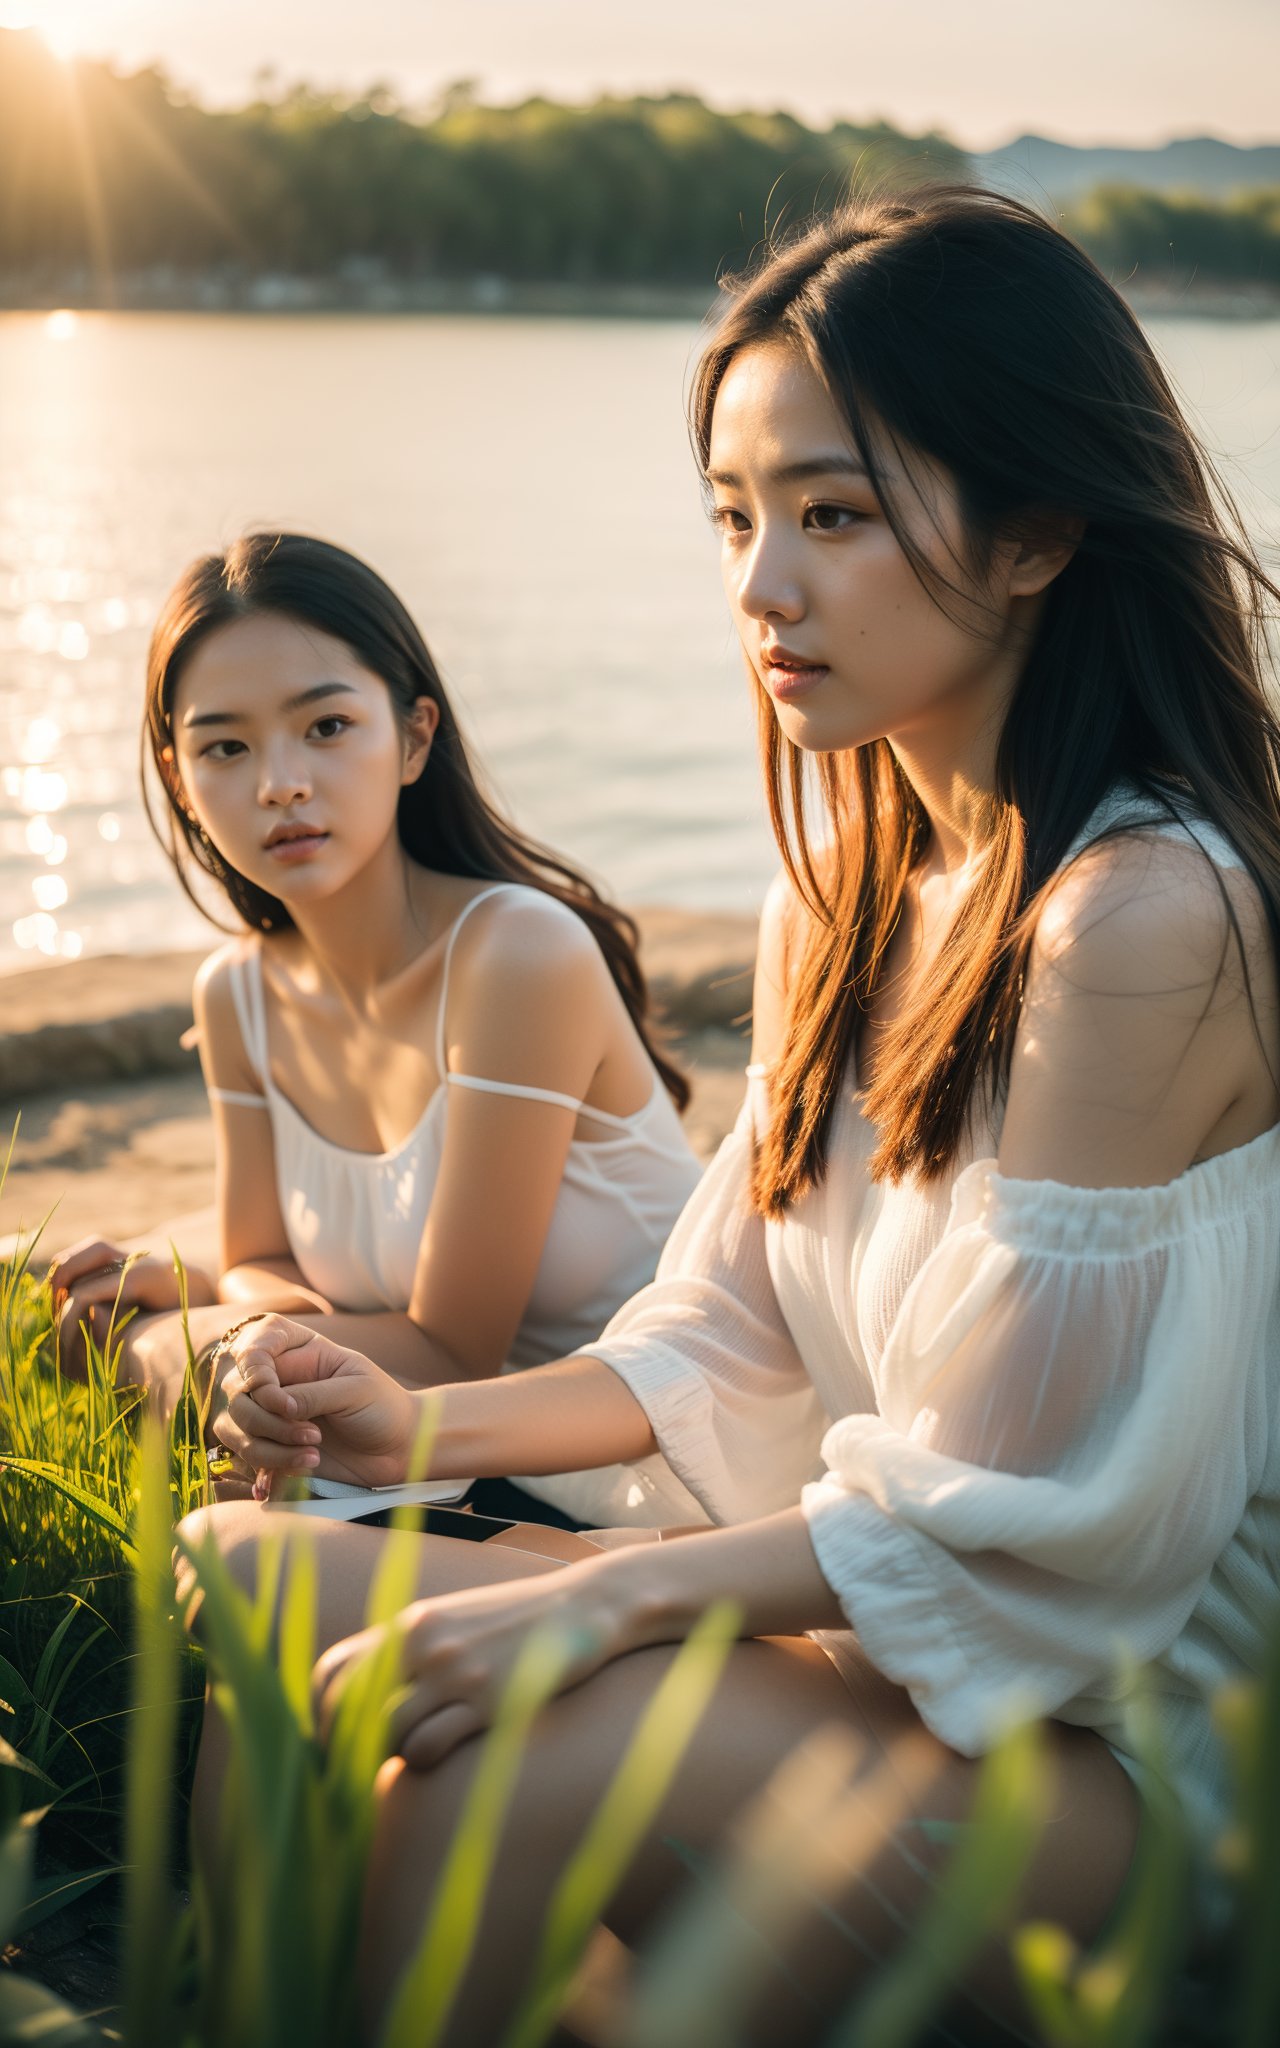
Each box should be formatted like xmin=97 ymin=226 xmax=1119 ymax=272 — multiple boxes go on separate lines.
xmin=1006 ymin=513 xmax=1086 ymax=598
xmin=158 ymin=742 xmax=193 ymax=816
xmin=401 ymin=696 xmax=440 ymax=786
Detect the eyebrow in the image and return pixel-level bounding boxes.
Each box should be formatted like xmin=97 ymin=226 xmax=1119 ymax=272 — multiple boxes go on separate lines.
xmin=181 ymin=681 xmax=361 ymax=729
xmin=704 ymin=454 xmax=876 ymax=489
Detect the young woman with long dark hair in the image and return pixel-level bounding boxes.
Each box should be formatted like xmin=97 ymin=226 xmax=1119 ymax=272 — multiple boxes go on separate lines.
xmin=192 ymin=187 xmax=1280 ymax=2039
xmin=50 ymin=534 xmax=705 ymax=1530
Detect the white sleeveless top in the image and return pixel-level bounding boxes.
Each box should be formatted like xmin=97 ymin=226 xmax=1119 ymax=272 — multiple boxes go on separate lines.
xmin=207 ymin=883 xmax=709 ymax=1525
xmin=586 ymin=791 xmax=1280 ymax=1930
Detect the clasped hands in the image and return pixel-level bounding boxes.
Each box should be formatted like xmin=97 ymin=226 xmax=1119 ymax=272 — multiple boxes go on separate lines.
xmin=209 ymin=1312 xmax=654 ymax=1768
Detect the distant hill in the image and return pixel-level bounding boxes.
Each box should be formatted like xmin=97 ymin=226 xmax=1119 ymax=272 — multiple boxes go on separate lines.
xmin=974 ymin=134 xmax=1280 ymax=201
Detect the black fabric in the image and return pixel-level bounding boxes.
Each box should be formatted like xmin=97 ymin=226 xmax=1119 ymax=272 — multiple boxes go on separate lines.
xmin=463 ymin=1476 xmax=594 ymax=1534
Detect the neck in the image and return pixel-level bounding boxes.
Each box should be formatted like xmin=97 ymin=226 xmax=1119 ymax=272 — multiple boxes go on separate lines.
xmin=280 ymin=833 xmax=444 ymax=997
xmin=887 ymin=601 xmax=1037 ymax=877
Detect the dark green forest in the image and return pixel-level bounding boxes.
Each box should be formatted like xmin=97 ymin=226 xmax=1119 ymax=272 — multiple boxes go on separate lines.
xmin=1 ymin=28 xmax=1276 ymax=303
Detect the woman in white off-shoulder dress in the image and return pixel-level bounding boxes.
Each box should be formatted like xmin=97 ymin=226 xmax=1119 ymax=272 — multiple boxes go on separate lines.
xmin=193 ymin=186 xmax=1280 ymax=2044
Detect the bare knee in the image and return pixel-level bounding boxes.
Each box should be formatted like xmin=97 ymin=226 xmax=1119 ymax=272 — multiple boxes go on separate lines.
xmin=174 ymin=1498 xmax=280 ymax=1611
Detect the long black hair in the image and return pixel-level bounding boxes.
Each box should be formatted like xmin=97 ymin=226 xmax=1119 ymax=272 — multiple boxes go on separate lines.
xmin=691 ymin=184 xmax=1280 ymax=1205
xmin=143 ymin=531 xmax=689 ymax=1109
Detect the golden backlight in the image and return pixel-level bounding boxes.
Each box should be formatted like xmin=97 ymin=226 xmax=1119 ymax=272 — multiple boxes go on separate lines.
xmin=0 ymin=4 xmax=104 ymax=63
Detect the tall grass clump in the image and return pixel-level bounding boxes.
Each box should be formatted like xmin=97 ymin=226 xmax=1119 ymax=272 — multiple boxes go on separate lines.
xmin=0 ymin=1198 xmax=211 ymax=1868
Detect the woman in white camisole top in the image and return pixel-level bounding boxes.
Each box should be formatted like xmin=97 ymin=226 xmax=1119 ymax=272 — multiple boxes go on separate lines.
xmin=49 ymin=532 xmax=704 ymax=1529
xmin=201 ymin=189 xmax=1280 ymax=2041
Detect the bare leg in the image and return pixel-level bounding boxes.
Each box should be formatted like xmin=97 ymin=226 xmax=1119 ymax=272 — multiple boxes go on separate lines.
xmin=179 ymin=1501 xmax=597 ymax=1848
xmin=180 ymin=1505 xmax=1140 ymax=2048
xmin=362 ymin=1635 xmax=1137 ymax=2048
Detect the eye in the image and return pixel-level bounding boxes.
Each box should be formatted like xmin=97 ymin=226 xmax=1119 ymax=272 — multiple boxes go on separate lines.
xmin=804 ymin=502 xmax=868 ymax=532
xmin=709 ymin=504 xmax=750 ymax=536
xmin=200 ymin=738 xmax=247 ymax=761
xmin=309 ymin=714 xmax=353 ymax=740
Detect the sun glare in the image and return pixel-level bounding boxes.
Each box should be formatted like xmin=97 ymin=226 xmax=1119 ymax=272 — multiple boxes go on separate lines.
xmin=46 ymin=308 xmax=79 ymax=341
xmin=2 ymin=5 xmax=95 ymax=63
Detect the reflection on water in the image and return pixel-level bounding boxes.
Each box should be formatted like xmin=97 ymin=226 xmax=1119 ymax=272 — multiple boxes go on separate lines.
xmin=0 ymin=309 xmax=1277 ymax=975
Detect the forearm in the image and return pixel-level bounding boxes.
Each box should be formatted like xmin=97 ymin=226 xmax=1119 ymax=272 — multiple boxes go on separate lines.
xmin=219 ymin=1259 xmax=333 ymax=1315
xmin=287 ymin=1311 xmax=463 ymax=1386
xmin=592 ymin=1506 xmax=847 ymax=1646
xmin=424 ymin=1353 xmax=661 ymax=1482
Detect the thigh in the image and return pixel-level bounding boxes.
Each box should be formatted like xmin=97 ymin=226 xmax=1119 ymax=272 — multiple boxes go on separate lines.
xmin=176 ymin=1499 xmax=599 ymax=1653
xmin=364 ymin=1630 xmax=1140 ymax=2048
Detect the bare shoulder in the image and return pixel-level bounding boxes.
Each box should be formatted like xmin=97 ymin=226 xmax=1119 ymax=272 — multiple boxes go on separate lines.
xmin=1029 ymin=828 xmax=1270 ymax=1010
xmin=452 ymin=886 xmax=607 ymax=997
xmin=1002 ymin=828 xmax=1278 ymax=1184
xmin=191 ymin=936 xmax=257 ymax=1035
xmin=445 ymin=887 xmax=614 ymax=1079
xmin=191 ymin=937 xmax=260 ymax=1085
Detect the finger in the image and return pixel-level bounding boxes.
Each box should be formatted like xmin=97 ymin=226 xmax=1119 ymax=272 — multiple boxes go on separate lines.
xmin=64 ymin=1275 xmax=132 ymax=1317
xmin=226 ymin=1388 xmax=321 ymax=1449
xmin=269 ymin=1375 xmax=368 ymax=1422
xmin=48 ymin=1239 xmax=128 ymax=1293
xmin=398 ymin=1699 xmax=484 ymax=1771
xmin=211 ymin=1420 xmax=318 ymax=1476
xmin=312 ymin=1630 xmax=383 ymax=1745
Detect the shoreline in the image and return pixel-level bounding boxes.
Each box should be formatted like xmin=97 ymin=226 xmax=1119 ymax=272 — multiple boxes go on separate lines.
xmin=2 ymin=278 xmax=1277 ymax=321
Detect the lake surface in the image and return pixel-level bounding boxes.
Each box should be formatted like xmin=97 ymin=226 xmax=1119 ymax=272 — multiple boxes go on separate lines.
xmin=1 ymin=310 xmax=1278 ymax=975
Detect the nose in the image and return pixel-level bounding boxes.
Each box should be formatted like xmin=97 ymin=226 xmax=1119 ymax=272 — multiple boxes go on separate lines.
xmin=731 ymin=521 xmax=805 ymax=627
xmin=257 ymin=740 xmax=312 ymax=808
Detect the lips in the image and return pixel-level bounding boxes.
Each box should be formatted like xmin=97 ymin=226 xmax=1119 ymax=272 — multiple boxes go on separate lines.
xmin=264 ymin=823 xmax=326 ymax=849
xmin=761 ymin=650 xmax=830 ymax=700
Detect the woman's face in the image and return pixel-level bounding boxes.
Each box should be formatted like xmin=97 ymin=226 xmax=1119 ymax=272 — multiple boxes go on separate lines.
xmin=169 ymin=612 xmax=434 ymax=906
xmin=706 ymin=340 xmax=1025 ymax=760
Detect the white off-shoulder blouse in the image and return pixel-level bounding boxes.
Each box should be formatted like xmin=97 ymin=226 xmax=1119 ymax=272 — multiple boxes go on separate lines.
xmin=583 ymin=793 xmax=1280 ymax=1930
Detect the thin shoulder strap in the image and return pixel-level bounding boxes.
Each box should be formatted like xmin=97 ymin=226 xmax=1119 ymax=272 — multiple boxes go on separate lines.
xmin=435 ymin=884 xmax=527 ymax=1076
xmin=226 ymin=941 xmax=270 ymax=1087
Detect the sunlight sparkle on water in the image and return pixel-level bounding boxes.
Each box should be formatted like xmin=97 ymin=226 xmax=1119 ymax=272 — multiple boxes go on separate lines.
xmin=16 ymin=767 xmax=69 ymax=815
xmin=21 ymin=717 xmax=61 ymax=764
xmin=32 ymin=874 xmax=68 ymax=911
xmin=26 ymin=816 xmax=55 ymax=855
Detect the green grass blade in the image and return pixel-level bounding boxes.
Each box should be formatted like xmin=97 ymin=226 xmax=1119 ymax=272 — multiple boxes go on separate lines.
xmin=379 ymin=1624 xmax=578 ymax=2048
xmin=0 ymin=1457 xmax=138 ymax=1562
xmin=831 ymin=1717 xmax=1051 ymax=2048
xmin=502 ymin=1600 xmax=742 ymax=2048
xmin=122 ymin=1418 xmax=184 ymax=2048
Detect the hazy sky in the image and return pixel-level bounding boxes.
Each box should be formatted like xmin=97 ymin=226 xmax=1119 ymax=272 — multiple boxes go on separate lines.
xmin=2 ymin=0 xmax=1270 ymax=149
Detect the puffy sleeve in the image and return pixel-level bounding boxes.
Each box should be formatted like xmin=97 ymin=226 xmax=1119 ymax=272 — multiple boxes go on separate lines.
xmin=802 ymin=1145 xmax=1280 ymax=1755
xmin=581 ymin=1076 xmax=830 ymax=1522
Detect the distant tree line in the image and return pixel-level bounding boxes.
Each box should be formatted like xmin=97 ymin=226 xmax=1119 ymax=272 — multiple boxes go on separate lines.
xmin=1063 ymin=182 xmax=1280 ymax=288
xmin=0 ymin=30 xmax=1276 ymax=298
xmin=0 ymin=33 xmax=961 ymax=289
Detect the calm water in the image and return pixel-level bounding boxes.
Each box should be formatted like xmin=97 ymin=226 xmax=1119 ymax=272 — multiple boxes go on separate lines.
xmin=1 ymin=310 xmax=1278 ymax=975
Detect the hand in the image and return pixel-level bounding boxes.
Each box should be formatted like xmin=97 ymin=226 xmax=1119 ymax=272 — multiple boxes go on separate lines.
xmin=49 ymin=1239 xmax=211 ymax=1380
xmin=312 ymin=1563 xmax=624 ymax=1770
xmin=213 ymin=1314 xmax=418 ymax=1490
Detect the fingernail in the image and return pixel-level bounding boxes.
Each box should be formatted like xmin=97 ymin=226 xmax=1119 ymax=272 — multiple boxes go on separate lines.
xmin=301 ymin=1450 xmax=319 ymax=1467
xmin=285 ymin=1395 xmax=297 ymax=1416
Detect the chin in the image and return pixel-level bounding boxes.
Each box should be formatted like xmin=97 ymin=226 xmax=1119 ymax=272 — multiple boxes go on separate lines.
xmin=773 ymin=704 xmax=881 ymax=755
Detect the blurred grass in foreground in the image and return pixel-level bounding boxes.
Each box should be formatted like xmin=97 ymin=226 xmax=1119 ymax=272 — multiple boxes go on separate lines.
xmin=1 ymin=1175 xmax=1279 ymax=2044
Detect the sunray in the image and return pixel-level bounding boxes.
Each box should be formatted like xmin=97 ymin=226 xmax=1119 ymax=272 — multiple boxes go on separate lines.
xmin=57 ymin=58 xmax=115 ymax=305
xmin=100 ymin=80 xmax=249 ymax=259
